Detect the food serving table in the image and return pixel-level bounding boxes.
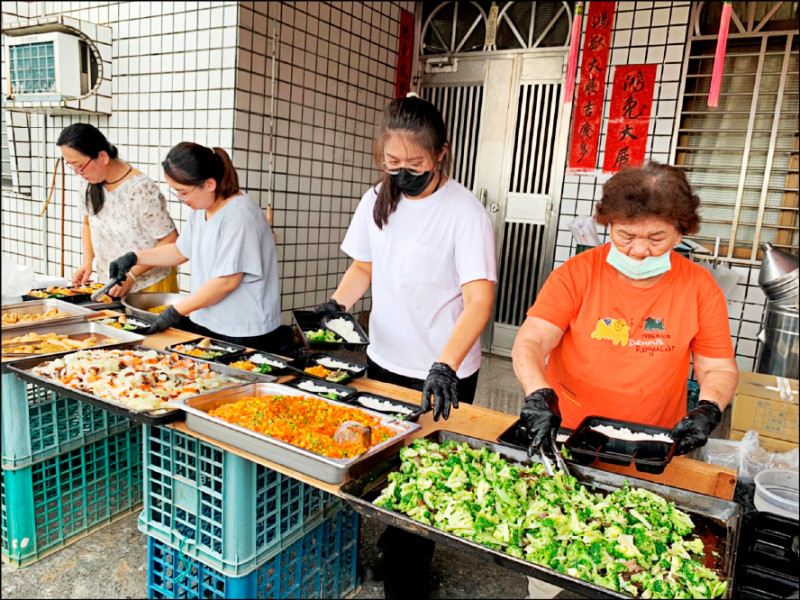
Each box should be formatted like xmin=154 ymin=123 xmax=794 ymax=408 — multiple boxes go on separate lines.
xmin=139 ymin=325 xmax=738 ymax=501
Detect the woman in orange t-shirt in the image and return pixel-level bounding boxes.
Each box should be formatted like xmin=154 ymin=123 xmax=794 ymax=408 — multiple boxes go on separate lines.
xmin=512 ymin=162 xmax=738 ymax=458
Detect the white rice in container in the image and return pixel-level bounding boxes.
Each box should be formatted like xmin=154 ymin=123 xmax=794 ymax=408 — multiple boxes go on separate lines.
xmin=316 ymin=356 xmax=357 ymax=371
xmin=297 ymin=380 xmax=337 ymax=394
xmin=357 ymin=395 xmax=413 ymax=415
xmin=250 ymin=354 xmax=286 ymax=368
xmin=323 ymin=318 xmax=363 ymax=343
xmin=590 ymin=424 xmax=673 ymax=443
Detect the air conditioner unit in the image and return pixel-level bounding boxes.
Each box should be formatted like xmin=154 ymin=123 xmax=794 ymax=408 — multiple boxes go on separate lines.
xmin=5 ymin=32 xmax=97 ymax=102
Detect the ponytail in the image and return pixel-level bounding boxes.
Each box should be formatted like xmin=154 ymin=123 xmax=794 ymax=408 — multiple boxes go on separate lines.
xmin=372 ymin=96 xmax=451 ymax=229
xmin=211 ymin=147 xmax=240 ymax=199
xmin=56 ymin=123 xmax=119 ymax=215
xmin=162 ymin=142 xmax=241 ymax=199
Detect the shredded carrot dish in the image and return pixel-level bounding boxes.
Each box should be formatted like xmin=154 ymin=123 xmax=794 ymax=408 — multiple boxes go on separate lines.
xmin=208 ymin=394 xmax=396 ymax=459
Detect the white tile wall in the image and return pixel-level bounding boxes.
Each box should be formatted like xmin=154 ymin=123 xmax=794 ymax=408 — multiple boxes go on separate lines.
xmin=2 ymin=0 xmax=411 ymax=327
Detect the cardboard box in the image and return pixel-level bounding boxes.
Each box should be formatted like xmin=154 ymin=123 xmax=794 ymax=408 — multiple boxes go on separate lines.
xmin=730 ymin=372 xmax=799 ymax=443
xmin=728 ymin=429 xmax=799 ymax=454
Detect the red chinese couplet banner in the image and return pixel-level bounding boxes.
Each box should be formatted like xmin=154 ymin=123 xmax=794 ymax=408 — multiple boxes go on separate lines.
xmin=568 ymin=1 xmax=616 ymax=172
xmin=395 ymin=9 xmax=414 ymax=98
xmin=603 ymin=64 xmax=657 ymax=173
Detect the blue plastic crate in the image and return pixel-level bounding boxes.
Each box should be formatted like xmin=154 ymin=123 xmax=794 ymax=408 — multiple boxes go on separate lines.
xmin=147 ymin=505 xmax=360 ymax=599
xmin=1 ymin=372 xmax=136 ymax=469
xmin=1 ymin=426 xmax=143 ymax=567
xmin=139 ymin=425 xmax=345 ymax=577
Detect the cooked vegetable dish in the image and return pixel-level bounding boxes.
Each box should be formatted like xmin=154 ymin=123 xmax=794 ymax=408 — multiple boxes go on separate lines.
xmin=374 ymin=438 xmax=727 ymax=599
xmin=306 ymin=328 xmax=342 ymax=343
xmin=229 ymin=359 xmax=273 ymax=374
xmin=31 ymin=349 xmax=234 ymax=411
xmin=171 ymin=344 xmax=224 ymax=360
xmin=208 ymin=394 xmax=396 ymax=459
xmin=304 ymin=364 xmax=349 ymax=382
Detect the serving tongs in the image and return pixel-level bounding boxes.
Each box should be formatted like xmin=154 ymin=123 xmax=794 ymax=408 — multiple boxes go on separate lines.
xmin=91 ymin=278 xmax=121 ymax=303
xmin=532 ymin=435 xmax=570 ymax=478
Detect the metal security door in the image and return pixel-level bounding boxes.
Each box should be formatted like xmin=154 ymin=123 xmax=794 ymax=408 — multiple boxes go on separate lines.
xmin=421 ymin=52 xmax=571 ymax=356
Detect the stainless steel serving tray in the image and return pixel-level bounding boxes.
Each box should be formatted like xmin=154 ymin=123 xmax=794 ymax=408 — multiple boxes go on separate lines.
xmin=340 ymin=431 xmax=741 ymax=599
xmin=1 ymin=320 xmax=145 ymax=373
xmin=174 ymin=382 xmax=420 ymax=484
xmin=1 ymin=299 xmax=95 ymax=331
xmin=7 ymin=345 xmax=249 ymax=426
xmin=121 ymin=292 xmax=189 ymax=322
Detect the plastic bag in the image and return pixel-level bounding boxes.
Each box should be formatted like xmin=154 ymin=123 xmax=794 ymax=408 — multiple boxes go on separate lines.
xmin=1 ymin=254 xmax=34 ymax=298
xmin=703 ymin=430 xmax=799 ymax=484
xmin=702 ymin=436 xmax=751 ymax=472
xmin=567 ymin=216 xmax=601 ymax=246
xmin=740 ymin=433 xmax=799 ymax=485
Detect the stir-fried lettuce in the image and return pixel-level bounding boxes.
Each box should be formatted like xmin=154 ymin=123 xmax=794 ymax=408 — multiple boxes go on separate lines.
xmin=374 ymin=439 xmax=727 ymax=599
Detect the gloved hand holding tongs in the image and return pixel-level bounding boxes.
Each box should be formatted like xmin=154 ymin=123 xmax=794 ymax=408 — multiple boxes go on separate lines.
xmin=520 ymin=388 xmax=568 ymax=476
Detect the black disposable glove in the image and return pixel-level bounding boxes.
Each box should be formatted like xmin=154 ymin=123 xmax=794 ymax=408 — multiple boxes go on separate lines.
xmin=109 ymin=252 xmax=138 ymax=282
xmin=421 ymin=362 xmax=459 ymax=421
xmin=671 ymin=400 xmax=722 ymax=455
xmin=314 ymin=298 xmax=346 ymax=315
xmin=520 ymin=388 xmax=562 ymax=457
xmin=144 ymin=306 xmax=184 ymax=335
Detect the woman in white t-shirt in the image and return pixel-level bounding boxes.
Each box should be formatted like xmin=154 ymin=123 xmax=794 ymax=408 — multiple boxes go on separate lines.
xmin=316 ymin=94 xmax=497 ymax=599
xmin=57 ymin=123 xmax=179 ymax=298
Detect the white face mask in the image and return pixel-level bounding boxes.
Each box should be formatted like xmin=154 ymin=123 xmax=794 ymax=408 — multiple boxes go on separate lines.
xmin=606 ymin=242 xmax=671 ymax=280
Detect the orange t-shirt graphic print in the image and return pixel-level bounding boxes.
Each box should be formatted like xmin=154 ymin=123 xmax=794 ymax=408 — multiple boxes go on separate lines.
xmin=527 ymin=245 xmax=734 ymax=429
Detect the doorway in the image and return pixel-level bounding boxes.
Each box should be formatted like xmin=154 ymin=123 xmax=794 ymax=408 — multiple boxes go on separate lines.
xmin=420 ymin=51 xmax=572 ymax=355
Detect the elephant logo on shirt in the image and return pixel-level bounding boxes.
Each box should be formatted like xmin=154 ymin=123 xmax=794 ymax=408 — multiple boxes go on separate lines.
xmin=591 ymin=318 xmax=630 ymax=346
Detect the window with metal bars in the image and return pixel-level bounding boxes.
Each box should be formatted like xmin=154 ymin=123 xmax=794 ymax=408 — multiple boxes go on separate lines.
xmin=674 ymin=33 xmax=799 ymax=262
xmin=1 ymin=104 xmax=11 ymax=188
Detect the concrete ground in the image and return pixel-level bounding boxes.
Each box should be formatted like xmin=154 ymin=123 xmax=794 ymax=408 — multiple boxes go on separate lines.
xmin=1 ymin=353 xmax=584 ymax=599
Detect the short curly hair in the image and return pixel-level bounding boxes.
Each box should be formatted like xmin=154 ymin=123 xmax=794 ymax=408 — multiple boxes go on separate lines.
xmin=594 ymin=162 xmax=701 ymax=235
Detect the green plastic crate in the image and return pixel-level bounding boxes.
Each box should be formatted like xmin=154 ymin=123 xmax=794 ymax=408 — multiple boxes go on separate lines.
xmin=1 ymin=426 xmax=143 ymax=567
xmin=1 ymin=372 xmax=135 ymax=469
xmin=139 ymin=425 xmax=345 ymax=577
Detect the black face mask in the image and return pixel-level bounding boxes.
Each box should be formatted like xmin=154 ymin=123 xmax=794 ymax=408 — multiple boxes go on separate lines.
xmin=390 ymin=169 xmax=433 ymax=197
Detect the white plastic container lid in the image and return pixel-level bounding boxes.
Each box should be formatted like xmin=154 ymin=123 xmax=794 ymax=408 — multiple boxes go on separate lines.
xmin=754 ymin=469 xmax=800 ymax=520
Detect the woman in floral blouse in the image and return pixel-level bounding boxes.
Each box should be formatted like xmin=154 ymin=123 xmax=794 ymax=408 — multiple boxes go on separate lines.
xmin=57 ymin=123 xmax=179 ymax=297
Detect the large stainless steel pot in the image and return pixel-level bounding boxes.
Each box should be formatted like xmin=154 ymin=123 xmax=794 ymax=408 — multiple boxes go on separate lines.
xmin=757 ymin=302 xmax=799 ymax=379
xmin=121 ymin=292 xmax=188 ymax=322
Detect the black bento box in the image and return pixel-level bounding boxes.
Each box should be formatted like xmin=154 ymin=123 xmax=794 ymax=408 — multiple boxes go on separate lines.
xmin=165 ymin=337 xmax=246 ymax=362
xmin=345 ymin=392 xmax=424 ymax=422
xmin=281 ymin=375 xmax=357 ymax=402
xmin=564 ymin=416 xmax=677 ymax=474
xmin=215 ymin=350 xmax=296 ymax=376
xmin=287 ymin=353 xmax=367 ymax=385
xmin=292 ymin=310 xmax=369 ymax=352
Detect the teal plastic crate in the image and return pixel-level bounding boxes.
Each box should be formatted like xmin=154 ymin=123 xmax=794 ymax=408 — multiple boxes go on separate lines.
xmin=1 ymin=372 xmax=135 ymax=469
xmin=1 ymin=426 xmax=143 ymax=567
xmin=147 ymin=505 xmax=360 ymax=599
xmin=687 ymin=379 xmax=700 ymax=411
xmin=139 ymin=425 xmax=345 ymax=577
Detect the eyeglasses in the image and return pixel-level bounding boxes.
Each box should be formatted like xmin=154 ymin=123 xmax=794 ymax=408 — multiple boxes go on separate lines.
xmin=169 ymin=185 xmax=199 ymax=203
xmin=68 ymin=157 xmax=94 ymax=175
